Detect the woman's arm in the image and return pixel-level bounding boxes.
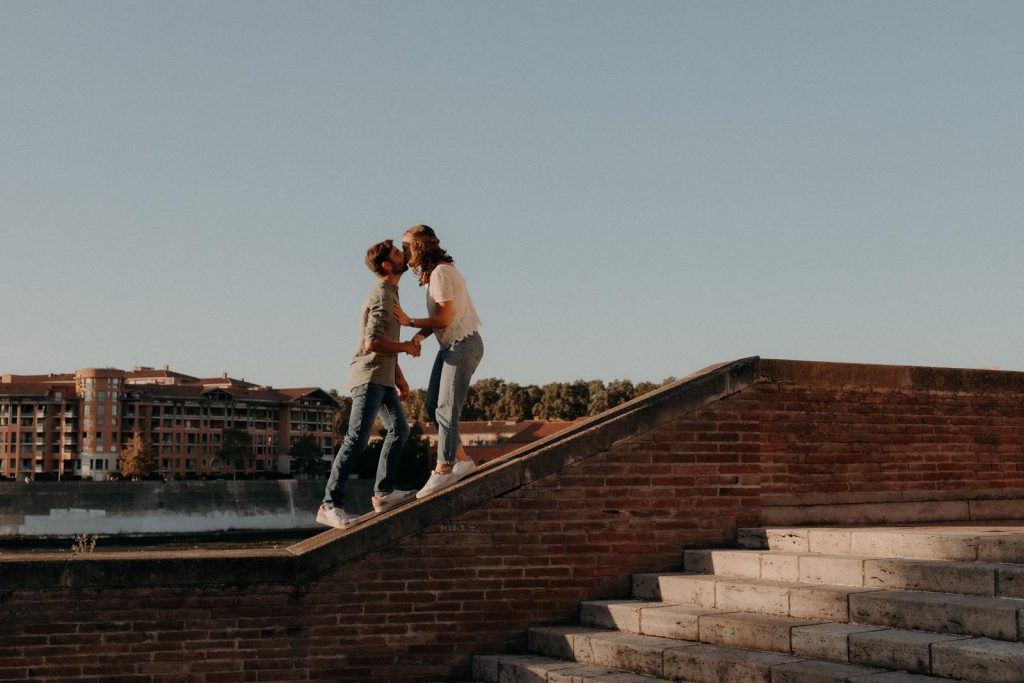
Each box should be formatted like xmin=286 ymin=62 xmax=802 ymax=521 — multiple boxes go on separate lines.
xmin=393 ymin=301 xmax=454 ymax=330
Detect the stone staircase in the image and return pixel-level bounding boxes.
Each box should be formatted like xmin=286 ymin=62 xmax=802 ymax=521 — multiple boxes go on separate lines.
xmin=471 ymin=523 xmax=1024 ymax=682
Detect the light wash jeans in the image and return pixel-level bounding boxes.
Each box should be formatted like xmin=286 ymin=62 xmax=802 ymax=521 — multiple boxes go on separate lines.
xmin=426 ymin=332 xmax=484 ymax=466
xmin=322 ymin=382 xmax=409 ymax=507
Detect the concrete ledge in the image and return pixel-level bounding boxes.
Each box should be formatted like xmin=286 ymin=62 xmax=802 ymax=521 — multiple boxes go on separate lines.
xmin=760 ymin=358 xmax=1024 ymax=393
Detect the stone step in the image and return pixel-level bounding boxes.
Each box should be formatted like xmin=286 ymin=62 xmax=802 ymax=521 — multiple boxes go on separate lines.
xmin=682 ymin=549 xmax=1024 ymax=598
xmin=631 ymin=572 xmax=875 ymax=622
xmin=581 ymin=600 xmax=1024 ymax=681
xmin=849 ymin=589 xmax=1024 ymax=642
xmin=523 ymin=626 xmax=954 ymax=682
xmin=472 ymin=653 xmax=673 ymax=683
xmin=737 ymin=524 xmax=1024 ymax=563
xmin=632 ymin=572 xmax=1024 ymax=643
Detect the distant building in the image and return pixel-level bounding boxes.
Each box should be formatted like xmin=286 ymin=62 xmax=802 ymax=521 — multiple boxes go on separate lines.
xmin=419 ymin=419 xmax=586 ymax=463
xmin=0 ymin=366 xmax=337 ymax=481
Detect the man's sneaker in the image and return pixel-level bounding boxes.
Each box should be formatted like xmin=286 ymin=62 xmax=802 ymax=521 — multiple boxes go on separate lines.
xmin=453 ymin=459 xmax=478 ymax=481
xmin=316 ymin=504 xmax=358 ymax=529
xmin=372 ymin=489 xmax=416 ymax=513
xmin=415 ymin=468 xmax=458 ymax=499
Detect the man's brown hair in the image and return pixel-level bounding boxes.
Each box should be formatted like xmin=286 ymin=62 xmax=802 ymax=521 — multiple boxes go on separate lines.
xmin=365 ymin=239 xmax=394 ymax=276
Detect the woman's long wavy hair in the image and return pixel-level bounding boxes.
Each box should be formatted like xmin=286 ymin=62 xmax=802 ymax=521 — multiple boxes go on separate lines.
xmin=403 ymin=224 xmax=454 ymax=286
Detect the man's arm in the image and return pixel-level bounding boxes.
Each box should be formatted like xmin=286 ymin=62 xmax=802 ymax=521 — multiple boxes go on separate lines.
xmin=363 ymin=292 xmax=420 ymax=356
xmin=395 ymin=363 xmax=410 ymax=400
xmin=364 ymin=337 xmax=420 ymax=357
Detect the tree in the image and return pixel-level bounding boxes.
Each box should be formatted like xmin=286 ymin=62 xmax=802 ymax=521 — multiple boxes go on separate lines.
xmin=120 ymin=431 xmax=157 ymax=481
xmin=329 ymin=389 xmax=353 ymax=447
xmin=402 ymin=388 xmax=429 ymax=423
xmin=290 ymin=433 xmax=326 ymax=480
xmin=214 ymin=428 xmax=254 ymax=479
xmin=606 ymin=379 xmax=637 ymax=409
xmin=493 ymin=382 xmax=534 ymax=422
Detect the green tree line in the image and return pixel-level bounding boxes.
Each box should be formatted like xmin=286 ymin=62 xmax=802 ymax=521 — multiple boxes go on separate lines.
xmin=328 ymin=376 xmax=676 ymax=440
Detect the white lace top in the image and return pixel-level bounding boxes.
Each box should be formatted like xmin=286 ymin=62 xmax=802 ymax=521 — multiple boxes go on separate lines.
xmin=427 ymin=264 xmax=481 ymax=347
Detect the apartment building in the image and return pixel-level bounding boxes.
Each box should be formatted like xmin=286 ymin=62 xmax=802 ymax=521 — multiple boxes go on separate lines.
xmin=0 ymin=366 xmax=337 ymax=481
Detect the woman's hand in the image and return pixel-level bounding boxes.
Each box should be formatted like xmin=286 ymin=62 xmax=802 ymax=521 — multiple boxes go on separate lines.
xmin=392 ymin=303 xmax=412 ymax=326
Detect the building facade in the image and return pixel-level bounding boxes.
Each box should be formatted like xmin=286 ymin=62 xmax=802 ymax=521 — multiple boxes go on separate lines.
xmin=0 ymin=367 xmax=337 ymax=481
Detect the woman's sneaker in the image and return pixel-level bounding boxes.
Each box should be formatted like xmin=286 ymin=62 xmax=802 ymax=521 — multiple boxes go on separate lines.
xmin=415 ymin=469 xmax=458 ymax=499
xmin=453 ymin=459 xmax=478 ymax=481
xmin=372 ymin=489 xmax=416 ymax=513
xmin=316 ymin=504 xmax=358 ymax=529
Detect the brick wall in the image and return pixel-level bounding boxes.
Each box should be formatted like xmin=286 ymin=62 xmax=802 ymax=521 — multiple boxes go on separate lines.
xmin=2 ymin=358 xmax=1023 ymax=682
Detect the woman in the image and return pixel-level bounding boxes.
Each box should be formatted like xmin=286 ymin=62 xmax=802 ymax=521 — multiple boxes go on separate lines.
xmin=393 ymin=225 xmax=484 ymax=498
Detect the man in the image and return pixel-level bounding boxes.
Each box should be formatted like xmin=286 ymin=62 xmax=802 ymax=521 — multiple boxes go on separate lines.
xmin=317 ymin=240 xmax=422 ymax=529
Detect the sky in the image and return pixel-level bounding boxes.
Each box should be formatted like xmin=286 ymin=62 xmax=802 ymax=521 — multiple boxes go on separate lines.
xmin=2 ymin=1 xmax=1023 ymax=394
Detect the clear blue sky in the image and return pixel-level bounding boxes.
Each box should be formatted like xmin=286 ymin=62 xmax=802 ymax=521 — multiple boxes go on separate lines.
xmin=3 ymin=1 xmax=1022 ymax=394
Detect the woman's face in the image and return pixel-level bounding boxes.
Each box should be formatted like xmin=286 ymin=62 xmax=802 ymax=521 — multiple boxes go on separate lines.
xmin=401 ymin=233 xmax=419 ymax=268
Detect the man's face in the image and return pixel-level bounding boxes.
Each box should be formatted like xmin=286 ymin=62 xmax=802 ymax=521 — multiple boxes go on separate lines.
xmin=388 ymin=245 xmax=408 ymax=274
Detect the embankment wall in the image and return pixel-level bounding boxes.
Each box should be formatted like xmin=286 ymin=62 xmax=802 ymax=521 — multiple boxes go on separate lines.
xmin=1 ymin=358 xmax=1023 ymax=682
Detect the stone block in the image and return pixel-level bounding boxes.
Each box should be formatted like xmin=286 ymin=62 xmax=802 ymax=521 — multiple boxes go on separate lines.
xmin=715 ymin=578 xmax=790 ymax=615
xmin=851 ymin=532 xmax=977 ymax=561
xmin=996 ymin=565 xmax=1024 ymax=598
xmin=863 ymin=558 xmax=995 ymax=596
xmin=632 ymin=573 xmax=715 ymax=605
xmin=701 ymin=550 xmax=764 ymax=578
xmin=738 ymin=527 xmax=769 ymax=549
xmin=527 ymin=626 xmax=591 ymax=660
xmin=932 ymin=637 xmax=1024 ymax=682
xmin=849 ymin=591 xmax=1022 ymax=640
xmin=798 ymin=555 xmax=864 ymax=586
xmin=682 ymin=549 xmax=714 ymax=574
xmin=762 ymin=553 xmax=800 ymax=581
xmin=579 ymin=600 xmax=652 ymax=632
xmin=789 ymin=584 xmax=862 ymax=621
xmin=790 ymin=622 xmax=886 ymax=662
xmin=768 ymin=659 xmax=885 ymax=682
xmin=977 ymin=536 xmax=1024 ymax=563
xmin=494 ymin=655 xmax=579 ymax=683
xmin=698 ymin=612 xmax=822 ymax=654
xmin=765 ymin=529 xmax=811 ymax=553
xmin=970 ymin=499 xmax=1024 ymax=521
xmin=638 ymin=604 xmax=714 ymax=640
xmin=574 ymin=631 xmax=690 ymax=678
xmin=853 ymin=672 xmax=953 ymax=682
xmin=547 ymin=666 xmax=671 ymax=683
xmin=848 ymin=628 xmax=970 ymax=674
xmin=807 ymin=530 xmax=852 ymax=555
xmin=472 ymin=654 xmax=501 ymax=682
xmin=663 ymin=642 xmax=795 ymax=683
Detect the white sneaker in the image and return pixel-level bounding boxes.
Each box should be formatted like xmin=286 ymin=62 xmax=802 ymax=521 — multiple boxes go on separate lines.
xmin=415 ymin=469 xmax=458 ymax=499
xmin=453 ymin=459 xmax=478 ymax=481
xmin=372 ymin=489 xmax=417 ymax=513
xmin=316 ymin=505 xmax=358 ymax=529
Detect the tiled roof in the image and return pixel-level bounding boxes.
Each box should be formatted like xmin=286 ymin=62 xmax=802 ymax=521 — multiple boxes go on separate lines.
xmin=0 ymin=373 xmax=75 ymax=384
xmin=507 ymin=419 xmax=583 ymax=443
xmin=125 ymin=369 xmax=199 ymax=382
xmin=0 ymin=383 xmax=61 ymax=398
xmin=196 ymin=377 xmax=258 ymax=388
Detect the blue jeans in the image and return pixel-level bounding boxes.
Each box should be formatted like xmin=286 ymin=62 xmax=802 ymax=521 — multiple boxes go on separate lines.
xmin=322 ymin=382 xmax=409 ymax=507
xmin=426 ymin=333 xmax=484 ymax=466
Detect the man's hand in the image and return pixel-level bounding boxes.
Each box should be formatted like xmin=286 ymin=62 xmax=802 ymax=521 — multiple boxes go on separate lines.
xmin=393 ymin=303 xmax=412 ymax=326
xmin=403 ymin=339 xmax=421 ymax=357
xmin=396 ymin=375 xmax=410 ymax=400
